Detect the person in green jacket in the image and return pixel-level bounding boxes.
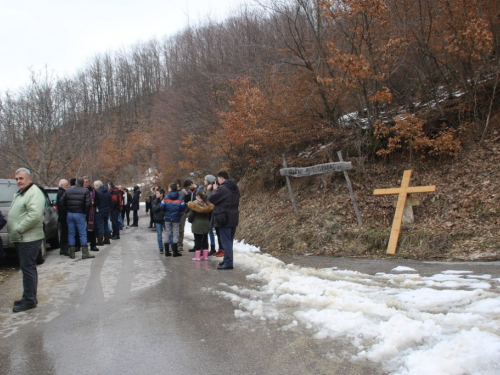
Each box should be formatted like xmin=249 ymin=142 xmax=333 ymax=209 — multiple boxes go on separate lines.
xmin=187 ymin=189 xmax=214 ymax=261
xmin=7 ymin=168 xmax=46 ymax=313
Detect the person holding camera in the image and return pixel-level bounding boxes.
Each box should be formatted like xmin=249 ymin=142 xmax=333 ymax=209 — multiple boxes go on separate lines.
xmin=208 ymin=171 xmax=240 ymax=270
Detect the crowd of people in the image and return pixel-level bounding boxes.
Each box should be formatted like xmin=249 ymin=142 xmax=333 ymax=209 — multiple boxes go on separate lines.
xmin=5 ymin=168 xmax=239 ymax=313
xmin=146 ymin=171 xmax=240 ymax=270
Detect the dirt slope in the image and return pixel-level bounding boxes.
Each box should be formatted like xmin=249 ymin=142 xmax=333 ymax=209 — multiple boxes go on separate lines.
xmin=236 ymin=134 xmax=500 ymax=261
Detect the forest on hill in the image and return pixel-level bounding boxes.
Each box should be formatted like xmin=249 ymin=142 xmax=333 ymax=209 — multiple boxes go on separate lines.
xmin=0 ymin=0 xmax=499 ymax=258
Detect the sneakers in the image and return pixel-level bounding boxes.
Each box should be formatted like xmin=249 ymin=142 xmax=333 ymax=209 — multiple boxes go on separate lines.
xmin=214 ymin=250 xmax=225 ymax=257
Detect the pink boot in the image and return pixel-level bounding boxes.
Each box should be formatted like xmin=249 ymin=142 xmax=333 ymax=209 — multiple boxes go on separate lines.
xmin=201 ymin=249 xmax=209 ymax=260
xmin=192 ymin=250 xmax=201 ymax=261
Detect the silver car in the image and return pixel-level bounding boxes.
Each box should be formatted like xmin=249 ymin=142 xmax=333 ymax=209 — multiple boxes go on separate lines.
xmin=0 ymin=179 xmax=60 ymax=264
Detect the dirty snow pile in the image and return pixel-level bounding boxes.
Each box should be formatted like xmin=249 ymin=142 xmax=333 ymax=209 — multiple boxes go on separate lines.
xmin=216 ymin=239 xmax=500 ymax=375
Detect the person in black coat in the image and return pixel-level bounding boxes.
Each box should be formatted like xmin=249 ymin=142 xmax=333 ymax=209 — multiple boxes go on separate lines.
xmin=60 ymin=177 xmax=92 ymax=259
xmin=56 ymin=179 xmax=70 ymax=256
xmin=130 ymin=185 xmax=141 ymax=227
xmin=121 ymin=188 xmax=132 ymax=228
xmin=208 ymin=171 xmax=240 ymax=270
xmin=94 ymin=180 xmax=111 ymax=245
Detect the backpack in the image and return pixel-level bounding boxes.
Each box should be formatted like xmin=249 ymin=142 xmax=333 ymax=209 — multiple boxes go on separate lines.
xmin=110 ymin=189 xmax=122 ymax=209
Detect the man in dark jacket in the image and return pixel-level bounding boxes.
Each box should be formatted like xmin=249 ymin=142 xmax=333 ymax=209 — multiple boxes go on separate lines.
xmin=94 ymin=180 xmax=111 ymax=246
xmin=56 ymin=179 xmax=69 ymax=256
xmin=208 ymin=171 xmax=240 ymax=270
xmin=84 ymin=176 xmax=100 ymax=252
xmin=60 ymin=177 xmax=92 ymax=259
xmin=108 ymin=182 xmax=122 ymax=239
xmin=130 ymin=185 xmax=141 ymax=227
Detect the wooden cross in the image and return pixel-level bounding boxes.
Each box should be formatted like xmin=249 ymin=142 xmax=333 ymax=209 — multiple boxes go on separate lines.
xmin=373 ymin=170 xmax=436 ymax=254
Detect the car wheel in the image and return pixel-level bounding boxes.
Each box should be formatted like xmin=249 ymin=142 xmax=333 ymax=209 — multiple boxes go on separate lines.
xmin=36 ymin=238 xmax=47 ymax=265
xmin=48 ymin=222 xmax=61 ymax=249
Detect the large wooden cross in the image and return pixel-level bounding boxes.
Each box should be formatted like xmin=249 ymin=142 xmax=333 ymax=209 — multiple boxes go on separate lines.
xmin=373 ymin=170 xmax=436 ymax=254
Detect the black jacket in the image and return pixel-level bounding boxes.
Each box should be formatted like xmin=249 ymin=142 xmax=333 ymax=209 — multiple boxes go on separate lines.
xmin=96 ymin=186 xmax=111 ymax=214
xmin=56 ymin=187 xmax=68 ymax=221
xmin=131 ymin=190 xmax=141 ymax=211
xmin=152 ymin=196 xmax=165 ymax=223
xmin=208 ymin=179 xmax=240 ymax=228
xmin=60 ymin=185 xmax=91 ymax=214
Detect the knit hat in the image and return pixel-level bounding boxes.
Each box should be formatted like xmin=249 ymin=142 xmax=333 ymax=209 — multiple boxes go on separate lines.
xmin=204 ymin=174 xmax=216 ymax=184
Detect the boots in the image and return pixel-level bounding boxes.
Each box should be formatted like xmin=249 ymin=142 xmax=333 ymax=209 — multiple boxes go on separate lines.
xmin=172 ymin=243 xmax=182 ymax=257
xmin=164 ymin=243 xmax=172 ymax=257
xmin=60 ymin=243 xmax=70 ymax=256
xmin=201 ymin=249 xmax=209 ymax=260
xmin=103 ymin=236 xmax=111 ymax=244
xmin=82 ymin=246 xmax=95 ymax=259
xmin=192 ymin=250 xmax=201 ymax=261
xmin=69 ymin=246 xmax=76 ymax=259
xmin=97 ymin=236 xmax=104 ymax=246
xmin=208 ymin=244 xmax=216 ymax=256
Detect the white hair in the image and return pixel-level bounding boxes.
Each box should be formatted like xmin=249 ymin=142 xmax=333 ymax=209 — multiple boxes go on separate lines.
xmin=58 ymin=179 xmax=68 ymax=187
xmin=15 ymin=168 xmax=31 ymax=177
xmin=94 ymin=180 xmax=103 ymax=188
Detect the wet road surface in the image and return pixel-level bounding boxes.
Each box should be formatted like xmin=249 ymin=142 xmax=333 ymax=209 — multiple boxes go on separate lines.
xmin=1 ymin=222 xmax=499 ymax=375
xmin=0 ymin=224 xmax=382 ymax=375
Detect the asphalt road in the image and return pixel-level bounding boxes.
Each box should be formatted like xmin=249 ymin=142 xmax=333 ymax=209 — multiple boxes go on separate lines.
xmin=0 ymin=222 xmax=382 ymax=375
xmin=1 ymin=220 xmax=498 ymax=375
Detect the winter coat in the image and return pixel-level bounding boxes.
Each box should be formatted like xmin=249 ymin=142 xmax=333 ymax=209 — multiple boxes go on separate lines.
xmin=0 ymin=210 xmax=6 ymax=258
xmin=96 ymin=186 xmax=111 ymax=214
xmin=187 ymin=200 xmax=214 ymax=234
xmin=109 ymin=188 xmax=122 ymax=212
xmin=208 ymin=179 xmax=240 ymax=228
xmin=161 ymin=191 xmax=185 ymax=223
xmin=7 ymin=183 xmax=46 ymax=243
xmin=123 ymin=192 xmax=132 ymax=210
xmin=152 ymin=197 xmax=165 ymax=223
xmin=56 ymin=187 xmax=68 ymax=221
xmin=131 ymin=190 xmax=141 ymax=211
xmin=60 ymin=185 xmax=91 ymax=214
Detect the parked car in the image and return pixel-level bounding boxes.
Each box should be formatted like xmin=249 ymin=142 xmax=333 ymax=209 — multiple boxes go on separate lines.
xmin=0 ymin=179 xmax=60 ymax=264
xmin=44 ymin=187 xmax=59 ymax=209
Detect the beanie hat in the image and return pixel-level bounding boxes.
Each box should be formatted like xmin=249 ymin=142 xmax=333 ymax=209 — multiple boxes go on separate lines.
xmin=204 ymin=174 xmax=216 ymax=184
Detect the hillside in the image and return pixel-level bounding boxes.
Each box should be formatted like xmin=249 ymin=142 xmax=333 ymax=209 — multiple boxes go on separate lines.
xmin=235 ymin=131 xmax=500 ymax=261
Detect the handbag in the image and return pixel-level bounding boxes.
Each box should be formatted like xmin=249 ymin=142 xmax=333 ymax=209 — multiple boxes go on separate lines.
xmin=214 ymin=210 xmax=228 ymax=226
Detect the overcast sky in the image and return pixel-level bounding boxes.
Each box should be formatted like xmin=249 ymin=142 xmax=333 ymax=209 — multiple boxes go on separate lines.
xmin=0 ymin=0 xmax=250 ymax=93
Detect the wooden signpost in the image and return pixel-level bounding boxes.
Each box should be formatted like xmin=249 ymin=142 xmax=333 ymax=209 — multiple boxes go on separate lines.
xmin=280 ymin=153 xmax=362 ymax=226
xmin=373 ymin=170 xmax=436 ymax=255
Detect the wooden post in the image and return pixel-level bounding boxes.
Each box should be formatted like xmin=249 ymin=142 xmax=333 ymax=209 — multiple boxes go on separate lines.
xmin=282 ymin=154 xmax=300 ymax=215
xmin=337 ymin=151 xmax=362 ymax=227
xmin=373 ymin=170 xmax=435 ymax=255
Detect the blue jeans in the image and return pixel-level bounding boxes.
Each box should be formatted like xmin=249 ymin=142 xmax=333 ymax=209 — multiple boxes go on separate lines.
xmin=218 ymin=227 xmax=236 ymax=267
xmin=155 ymin=222 xmax=165 ymax=251
xmin=95 ymin=211 xmax=110 ymax=237
xmin=16 ymin=240 xmax=42 ymax=305
xmin=67 ymin=212 xmax=87 ymax=246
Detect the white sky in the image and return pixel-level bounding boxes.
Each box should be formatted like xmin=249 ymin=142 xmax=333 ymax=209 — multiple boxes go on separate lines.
xmin=0 ymin=0 xmax=249 ymax=93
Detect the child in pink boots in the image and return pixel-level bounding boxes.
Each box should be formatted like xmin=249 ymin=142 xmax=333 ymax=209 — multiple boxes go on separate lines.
xmin=187 ymin=190 xmax=214 ymax=261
